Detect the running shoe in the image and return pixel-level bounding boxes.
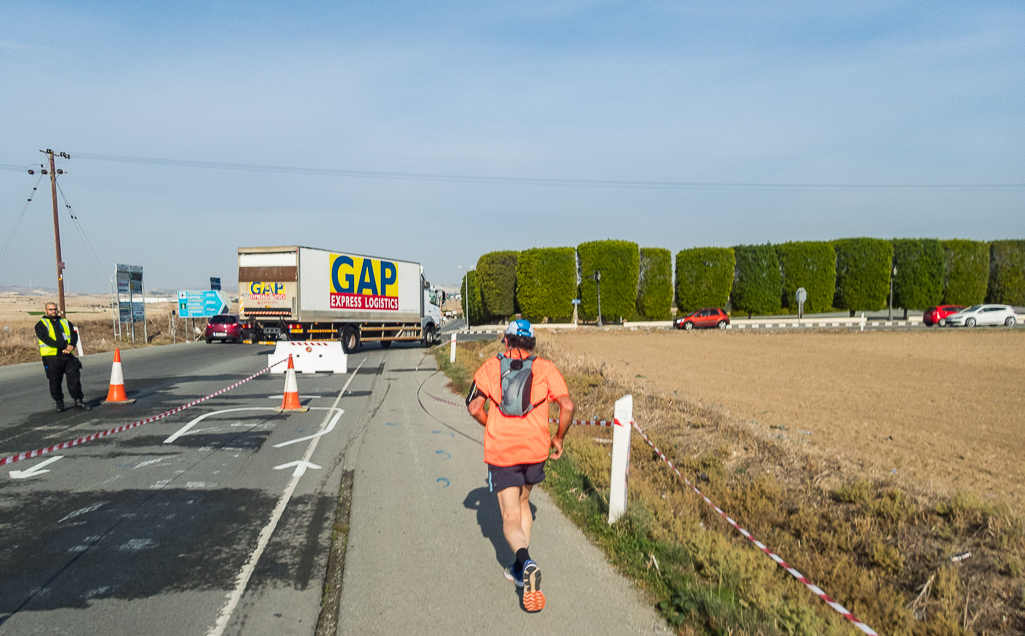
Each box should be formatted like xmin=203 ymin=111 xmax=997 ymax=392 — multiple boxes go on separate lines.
xmin=521 ymin=559 xmax=545 ymax=612
xmin=504 ymin=564 xmax=525 ymax=588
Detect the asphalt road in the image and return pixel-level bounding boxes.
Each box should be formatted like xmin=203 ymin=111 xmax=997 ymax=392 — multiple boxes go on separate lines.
xmin=0 ymin=342 xmax=384 ymax=636
xmin=1 ymin=342 xmax=668 ymax=635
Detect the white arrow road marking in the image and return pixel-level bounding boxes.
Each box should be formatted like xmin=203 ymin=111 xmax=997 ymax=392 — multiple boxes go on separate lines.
xmin=272 ymin=408 xmax=343 ymax=447
xmin=207 ymin=355 xmax=367 ymax=636
xmin=273 ymin=460 xmax=321 ymax=477
xmin=164 ymin=407 xmax=276 ymax=444
xmin=10 ymin=455 xmax=63 ymax=479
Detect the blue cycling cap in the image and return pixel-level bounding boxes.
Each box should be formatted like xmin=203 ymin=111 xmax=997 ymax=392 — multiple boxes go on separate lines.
xmin=504 ymin=319 xmax=534 ymax=338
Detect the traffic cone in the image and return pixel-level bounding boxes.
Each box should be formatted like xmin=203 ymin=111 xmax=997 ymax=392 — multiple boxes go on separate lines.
xmin=276 ymin=354 xmax=308 ymax=412
xmin=103 ymin=348 xmax=136 ymax=404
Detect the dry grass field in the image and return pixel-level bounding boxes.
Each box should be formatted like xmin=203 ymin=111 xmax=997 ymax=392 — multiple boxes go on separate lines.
xmin=444 ymin=330 xmax=1025 ymax=633
xmin=0 ymin=292 xmax=204 ymax=366
xmin=549 ymin=327 xmax=1025 ymax=510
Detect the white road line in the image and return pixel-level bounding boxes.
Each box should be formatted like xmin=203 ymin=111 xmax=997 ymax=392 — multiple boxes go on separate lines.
xmin=266 ymin=395 xmax=322 ymax=399
xmin=272 ymin=408 xmax=343 ymax=448
xmin=206 ymin=355 xmax=368 ymax=636
xmin=163 ymin=408 xmax=277 ymax=444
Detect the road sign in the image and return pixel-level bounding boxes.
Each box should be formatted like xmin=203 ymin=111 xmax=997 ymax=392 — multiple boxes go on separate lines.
xmin=571 ymin=299 xmax=581 ymax=305
xmin=177 ymin=290 xmax=229 ymax=317
xmin=120 ymin=302 xmax=145 ymax=322
xmin=796 ymin=288 xmax=807 ymax=303
xmin=210 ymin=277 xmax=221 ymax=291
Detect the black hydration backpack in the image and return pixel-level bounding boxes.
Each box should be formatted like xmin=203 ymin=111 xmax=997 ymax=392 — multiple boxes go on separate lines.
xmin=497 ymin=353 xmax=537 ymax=417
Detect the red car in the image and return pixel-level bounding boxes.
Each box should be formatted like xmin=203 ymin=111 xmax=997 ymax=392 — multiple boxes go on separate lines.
xmin=675 ymin=308 xmax=730 ymax=330
xmin=205 ymin=314 xmax=244 ymax=343
xmin=923 ymin=305 xmax=964 ymax=327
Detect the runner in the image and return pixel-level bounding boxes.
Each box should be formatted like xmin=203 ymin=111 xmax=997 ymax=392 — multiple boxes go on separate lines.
xmin=466 ymin=319 xmax=574 ymax=613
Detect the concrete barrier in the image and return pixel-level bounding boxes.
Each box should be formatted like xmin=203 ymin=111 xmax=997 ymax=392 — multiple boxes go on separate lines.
xmin=268 ymin=341 xmax=347 ymax=374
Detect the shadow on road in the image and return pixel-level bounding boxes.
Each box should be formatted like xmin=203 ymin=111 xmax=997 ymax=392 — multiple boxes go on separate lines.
xmin=462 ymin=486 xmax=536 ymax=569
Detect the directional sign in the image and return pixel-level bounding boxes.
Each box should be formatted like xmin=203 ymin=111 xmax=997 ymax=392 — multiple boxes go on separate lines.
xmin=177 ymin=290 xmax=229 ymax=317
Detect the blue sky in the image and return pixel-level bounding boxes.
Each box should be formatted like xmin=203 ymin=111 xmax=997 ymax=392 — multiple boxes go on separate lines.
xmin=1 ymin=1 xmax=1022 ymax=293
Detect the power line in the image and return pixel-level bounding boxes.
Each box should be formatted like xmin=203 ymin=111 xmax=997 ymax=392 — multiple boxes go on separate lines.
xmin=56 ymin=181 xmax=108 ymax=290
xmin=0 ymin=174 xmax=44 ymax=269
xmin=70 ymin=152 xmax=1025 ymax=192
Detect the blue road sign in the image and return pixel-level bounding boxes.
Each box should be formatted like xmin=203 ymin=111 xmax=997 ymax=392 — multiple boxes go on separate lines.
xmin=210 ymin=277 xmax=221 ymax=291
xmin=177 ymin=290 xmax=229 ymax=318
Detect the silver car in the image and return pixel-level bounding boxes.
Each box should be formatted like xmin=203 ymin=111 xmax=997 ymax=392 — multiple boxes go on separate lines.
xmin=944 ymin=304 xmax=1018 ymax=328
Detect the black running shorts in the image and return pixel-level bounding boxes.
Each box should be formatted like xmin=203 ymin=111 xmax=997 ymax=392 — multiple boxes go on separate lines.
xmin=487 ymin=461 xmax=546 ymax=493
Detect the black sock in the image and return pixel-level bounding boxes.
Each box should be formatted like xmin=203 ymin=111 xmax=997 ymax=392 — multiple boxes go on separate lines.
xmin=515 ymin=548 xmax=530 ymax=571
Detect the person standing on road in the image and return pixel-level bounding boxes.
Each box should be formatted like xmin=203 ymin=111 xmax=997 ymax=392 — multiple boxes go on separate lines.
xmin=35 ymin=302 xmax=87 ymax=412
xmin=466 ymin=319 xmax=574 ymax=613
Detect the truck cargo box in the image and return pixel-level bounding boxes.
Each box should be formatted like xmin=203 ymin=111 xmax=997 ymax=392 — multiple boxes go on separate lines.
xmin=239 ymin=246 xmax=424 ymax=323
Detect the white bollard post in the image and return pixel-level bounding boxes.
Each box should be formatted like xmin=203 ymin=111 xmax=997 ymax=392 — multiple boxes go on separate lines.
xmin=449 ymin=332 xmax=457 ymax=363
xmin=861 ymin=313 xmax=866 ymax=332
xmin=608 ymin=394 xmax=633 ymax=524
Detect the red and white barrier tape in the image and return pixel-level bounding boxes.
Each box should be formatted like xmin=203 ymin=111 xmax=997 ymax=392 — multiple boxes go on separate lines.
xmin=422 ymin=385 xmax=875 ymax=631
xmin=425 ymin=392 xmax=465 ymax=408
xmin=0 ymin=360 xmax=286 ymax=467
xmin=625 ymin=420 xmax=878 ymax=635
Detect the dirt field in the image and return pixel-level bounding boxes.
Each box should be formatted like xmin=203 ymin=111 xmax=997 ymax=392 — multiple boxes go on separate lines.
xmin=0 ymin=292 xmax=206 ymax=366
xmin=550 ymin=328 xmax=1025 ymax=510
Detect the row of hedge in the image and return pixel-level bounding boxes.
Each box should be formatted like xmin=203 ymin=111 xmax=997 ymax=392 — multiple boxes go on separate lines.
xmin=461 ymin=239 xmax=1025 ymax=324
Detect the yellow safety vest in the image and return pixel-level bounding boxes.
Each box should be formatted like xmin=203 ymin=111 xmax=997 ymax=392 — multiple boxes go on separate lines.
xmin=38 ymin=318 xmax=72 ymax=357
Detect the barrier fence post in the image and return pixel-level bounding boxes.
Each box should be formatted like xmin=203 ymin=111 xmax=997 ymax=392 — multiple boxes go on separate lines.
xmin=608 ymin=394 xmax=633 ymax=524
xmin=450 ymin=332 xmax=457 ymax=363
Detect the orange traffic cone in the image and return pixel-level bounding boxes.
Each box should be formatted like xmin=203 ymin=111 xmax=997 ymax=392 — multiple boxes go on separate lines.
xmin=103 ymin=348 xmax=136 ymax=404
xmin=276 ymin=354 xmax=308 ymax=412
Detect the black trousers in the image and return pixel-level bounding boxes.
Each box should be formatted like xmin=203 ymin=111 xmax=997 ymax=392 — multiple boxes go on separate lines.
xmin=41 ymin=355 xmax=83 ymax=402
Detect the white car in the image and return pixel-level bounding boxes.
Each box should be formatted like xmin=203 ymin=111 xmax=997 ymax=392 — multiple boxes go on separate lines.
xmin=944 ymin=304 xmax=1017 ymax=328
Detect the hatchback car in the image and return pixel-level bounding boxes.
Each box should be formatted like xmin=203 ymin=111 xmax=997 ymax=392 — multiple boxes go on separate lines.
xmin=675 ymin=308 xmax=730 ymax=330
xmin=922 ymin=304 xmax=964 ymax=326
xmin=205 ymin=314 xmax=244 ymax=343
xmin=944 ymin=304 xmax=1017 ymax=328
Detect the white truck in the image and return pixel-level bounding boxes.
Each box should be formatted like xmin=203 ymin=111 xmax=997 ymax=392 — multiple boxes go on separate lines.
xmin=238 ymin=245 xmax=444 ymax=352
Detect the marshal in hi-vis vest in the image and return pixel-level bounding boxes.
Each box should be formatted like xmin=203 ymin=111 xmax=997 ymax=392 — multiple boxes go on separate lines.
xmin=38 ymin=318 xmax=72 ymax=357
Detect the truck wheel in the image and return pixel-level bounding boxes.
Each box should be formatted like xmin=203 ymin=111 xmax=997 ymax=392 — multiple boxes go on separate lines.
xmin=421 ymin=324 xmax=436 ymax=347
xmin=342 ymin=327 xmax=360 ymax=353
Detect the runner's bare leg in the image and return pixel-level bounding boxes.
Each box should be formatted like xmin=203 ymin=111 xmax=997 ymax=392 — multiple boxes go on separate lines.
xmin=497 ymin=485 xmax=528 ymax=552
xmin=520 ymin=483 xmax=534 ymax=546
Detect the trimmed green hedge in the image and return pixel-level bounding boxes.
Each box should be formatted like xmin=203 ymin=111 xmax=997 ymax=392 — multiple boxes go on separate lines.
xmin=476 ymin=251 xmax=519 ymax=320
xmin=578 ymin=240 xmax=639 ymax=322
xmin=940 ymin=239 xmax=989 ymax=306
xmin=775 ymin=241 xmax=836 ymax=313
xmin=675 ymin=247 xmax=735 ymax=313
xmin=731 ymin=244 xmax=782 ymax=317
xmin=461 ymin=270 xmax=483 ymax=326
xmin=987 ymin=240 xmax=1025 ymax=305
xmin=834 ymin=238 xmax=894 ymax=313
xmin=636 ymin=248 xmax=673 ymax=320
xmin=892 ymin=239 xmax=944 ymax=311
xmin=516 ymin=247 xmax=577 ymax=322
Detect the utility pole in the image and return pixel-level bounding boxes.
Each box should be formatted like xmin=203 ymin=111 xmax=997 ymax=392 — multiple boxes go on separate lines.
xmin=32 ymin=150 xmax=71 ymax=316
xmin=593 ymin=270 xmax=603 ymax=327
